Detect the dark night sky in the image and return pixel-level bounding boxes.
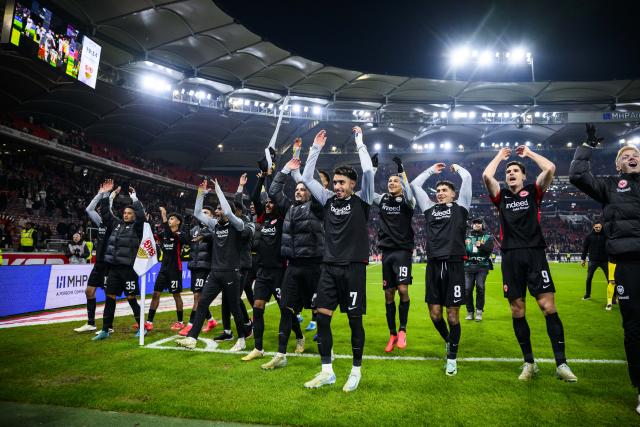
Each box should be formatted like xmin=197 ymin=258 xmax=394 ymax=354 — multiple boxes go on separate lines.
xmin=215 ymin=0 xmax=640 ymax=82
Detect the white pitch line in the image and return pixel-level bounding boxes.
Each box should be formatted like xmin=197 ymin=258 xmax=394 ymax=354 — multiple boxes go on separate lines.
xmin=143 ymin=335 xmax=626 ymax=365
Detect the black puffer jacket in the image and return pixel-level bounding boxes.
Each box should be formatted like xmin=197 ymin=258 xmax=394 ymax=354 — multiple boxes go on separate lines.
xmin=188 ymin=224 xmax=212 ymax=271
xmin=269 ymin=171 xmax=324 ymax=261
xmin=569 ymin=145 xmax=640 ymax=260
xmin=581 ymin=230 xmax=607 ymax=263
xmin=104 ymin=200 xmax=145 ymax=266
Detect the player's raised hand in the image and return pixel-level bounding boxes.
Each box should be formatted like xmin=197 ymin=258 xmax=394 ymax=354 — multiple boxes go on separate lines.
xmin=293 ymin=137 xmax=302 ymax=149
xmin=286 ymin=158 xmax=301 ymax=170
xmin=450 ymin=164 xmax=461 ymax=173
xmin=313 ymin=129 xmax=327 ymax=147
xmin=515 ymin=145 xmax=531 ymax=158
xmin=352 ymin=126 xmax=363 ymax=145
xmin=239 ymin=173 xmax=248 ymax=187
xmin=496 ymin=147 xmax=511 ymax=160
xmin=433 ymin=163 xmax=446 ymax=174
xmin=198 ymin=180 xmax=209 ymax=193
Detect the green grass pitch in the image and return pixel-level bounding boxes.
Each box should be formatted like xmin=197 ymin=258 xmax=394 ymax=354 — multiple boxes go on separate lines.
xmin=0 ymin=263 xmax=636 ymax=426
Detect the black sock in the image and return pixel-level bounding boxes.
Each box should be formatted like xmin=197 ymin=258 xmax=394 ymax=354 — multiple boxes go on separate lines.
xmin=253 ymin=307 xmax=265 ymax=351
xmin=513 ymin=316 xmax=534 ymax=363
xmin=385 ymin=302 xmax=397 ymax=335
xmin=148 ymin=308 xmax=157 ymax=323
xmin=205 ymin=308 xmax=212 ymax=320
xmin=87 ymin=298 xmax=97 ymax=326
xmin=177 ymin=310 xmax=183 ymax=323
xmin=102 ymin=298 xmax=116 ymax=332
xmin=545 ymin=312 xmax=567 ymax=366
xmin=240 ymin=302 xmax=250 ymax=324
xmin=127 ymin=298 xmax=140 ymax=326
xmin=278 ymin=307 xmax=293 ymax=354
xmin=189 ymin=310 xmax=195 ymax=324
xmin=221 ymin=299 xmax=231 ymax=331
xmin=432 ymin=318 xmax=449 ymax=342
xmin=292 ymin=313 xmax=304 ymax=339
xmin=349 ymin=316 xmax=365 ymax=367
xmin=398 ymin=299 xmax=410 ymax=331
xmin=447 ymin=323 xmax=461 ymax=359
xmin=316 ymin=313 xmax=333 ymax=364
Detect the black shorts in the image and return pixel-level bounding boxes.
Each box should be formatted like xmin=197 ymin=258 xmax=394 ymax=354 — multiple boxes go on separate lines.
xmin=315 ymin=263 xmax=367 ymax=316
xmin=154 ymin=269 xmax=183 ymax=294
xmin=87 ymin=262 xmax=108 ymax=288
xmin=614 ymin=261 xmax=640 ymax=307
xmin=425 ymin=260 xmax=465 ymax=307
xmin=253 ymin=267 xmax=284 ymax=302
xmin=190 ymin=269 xmax=210 ymax=293
xmin=501 ymin=248 xmax=555 ymax=300
xmin=281 ymin=262 xmax=320 ymax=312
xmin=106 ymin=265 xmax=139 ymax=296
xmin=382 ymin=250 xmax=413 ymax=290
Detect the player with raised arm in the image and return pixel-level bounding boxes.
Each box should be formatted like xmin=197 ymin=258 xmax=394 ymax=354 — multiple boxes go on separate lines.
xmin=483 ymin=145 xmax=577 ymax=382
xmin=299 ymin=126 xmax=374 ymax=392
xmin=93 ymin=186 xmax=146 ymax=340
xmin=570 ymin=124 xmax=640 ymax=412
xmin=176 ymin=180 xmax=254 ymax=351
xmin=372 ymin=156 xmax=416 ymax=352
xmin=74 ymin=179 xmax=115 ymax=333
xmin=146 ymin=207 xmax=187 ymax=332
xmin=411 ymin=162 xmax=471 ymax=376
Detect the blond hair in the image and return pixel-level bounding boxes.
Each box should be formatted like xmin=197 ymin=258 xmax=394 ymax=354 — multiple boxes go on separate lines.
xmin=616 ymin=145 xmax=640 ymax=163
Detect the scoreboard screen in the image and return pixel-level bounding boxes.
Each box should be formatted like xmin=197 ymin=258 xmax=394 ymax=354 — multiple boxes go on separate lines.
xmin=7 ymin=0 xmax=101 ymax=89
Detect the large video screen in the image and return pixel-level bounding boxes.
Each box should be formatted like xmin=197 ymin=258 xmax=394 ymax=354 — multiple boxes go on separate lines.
xmin=10 ymin=0 xmax=101 ymax=88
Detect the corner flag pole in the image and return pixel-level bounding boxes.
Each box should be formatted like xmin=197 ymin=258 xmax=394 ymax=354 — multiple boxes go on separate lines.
xmin=133 ymin=222 xmax=159 ymax=347
xmin=139 ymin=273 xmax=146 ymax=346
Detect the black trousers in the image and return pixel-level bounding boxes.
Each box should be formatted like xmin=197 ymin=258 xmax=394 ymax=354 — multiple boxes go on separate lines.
xmin=464 ymin=269 xmax=488 ymax=312
xmin=584 ymin=261 xmax=608 ymax=297
xmin=188 ymin=271 xmax=245 ymax=339
xmin=615 ymin=261 xmax=640 ymax=389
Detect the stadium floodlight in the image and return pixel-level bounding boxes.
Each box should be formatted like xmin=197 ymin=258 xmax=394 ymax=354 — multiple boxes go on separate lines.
xmin=567 ymin=142 xmax=573 ymax=147
xmin=450 ymin=46 xmax=535 ymax=81
xmin=458 ymin=144 xmax=464 ymax=150
xmin=429 ymin=142 xmax=435 ymax=149
xmin=619 ymin=138 xmax=626 ymax=144
xmin=254 ymin=101 xmax=259 ymax=107
xmin=478 ymin=50 xmax=492 ymax=66
xmin=206 ymin=94 xmax=211 ymax=100
xmin=292 ymin=105 xmax=301 ymax=113
xmin=412 ymin=143 xmax=419 ymax=150
xmin=244 ymin=99 xmax=250 ymax=106
xmin=633 ymin=137 xmax=640 ymax=144
xmin=433 ymin=112 xmax=439 ymax=118
xmin=313 ymin=105 xmax=322 ymax=115
xmin=388 ymin=144 xmax=393 ymax=149
xmin=525 ymin=141 xmax=532 ymax=146
xmin=534 ymin=111 xmax=541 ymax=118
xmin=443 ymin=141 xmax=452 ymax=150
xmin=172 ymin=90 xmax=179 ymax=97
xmin=259 ymin=102 xmax=266 ymax=108
xmin=374 ymin=143 xmax=382 ymax=150
xmin=180 ymin=88 xmax=185 ymax=94
xmin=303 ymin=106 xmax=309 ymax=113
xmin=188 ymin=90 xmax=195 ymax=96
xmin=440 ymin=111 xmax=448 ymax=118
xmin=469 ymin=111 xmax=477 ymax=119
xmin=450 ymin=47 xmax=471 ymax=67
xmin=480 ymin=142 xmax=485 ymax=147
xmin=195 ymin=91 xmax=205 ymax=100
xmin=217 ymin=144 xmax=223 ymax=148
xmin=141 ymin=75 xmax=171 ymax=92
xmin=268 ymin=103 xmax=274 ymax=109
xmin=331 ymin=146 xmax=337 ymax=152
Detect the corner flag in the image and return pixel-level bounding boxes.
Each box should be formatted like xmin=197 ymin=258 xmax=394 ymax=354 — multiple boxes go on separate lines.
xmin=134 ymin=222 xmax=158 ymax=346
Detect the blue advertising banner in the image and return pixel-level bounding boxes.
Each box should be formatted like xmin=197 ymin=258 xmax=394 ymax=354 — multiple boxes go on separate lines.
xmin=0 ymin=262 xmax=192 ymax=317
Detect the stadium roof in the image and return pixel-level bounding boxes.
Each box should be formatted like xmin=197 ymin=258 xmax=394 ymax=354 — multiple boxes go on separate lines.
xmin=2 ymin=0 xmax=640 ymax=170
